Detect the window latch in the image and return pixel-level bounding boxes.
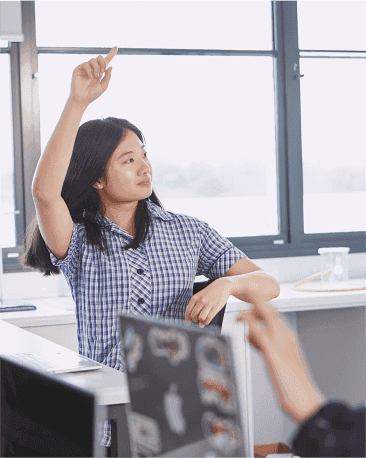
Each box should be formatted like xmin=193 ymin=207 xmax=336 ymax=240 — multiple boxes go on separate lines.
xmin=293 ymin=63 xmax=304 ymax=80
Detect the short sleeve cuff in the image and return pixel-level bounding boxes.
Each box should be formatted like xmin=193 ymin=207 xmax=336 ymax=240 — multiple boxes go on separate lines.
xmin=207 ymin=246 xmax=246 ymax=279
xmin=46 ymin=222 xmax=84 ymax=274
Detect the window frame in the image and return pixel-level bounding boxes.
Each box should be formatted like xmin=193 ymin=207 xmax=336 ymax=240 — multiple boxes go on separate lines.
xmin=3 ymin=1 xmax=364 ymax=273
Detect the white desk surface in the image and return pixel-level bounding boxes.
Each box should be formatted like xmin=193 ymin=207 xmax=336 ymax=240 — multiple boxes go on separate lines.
xmin=1 ymin=280 xmax=364 ymax=327
xmin=0 ymin=319 xmax=130 ymax=405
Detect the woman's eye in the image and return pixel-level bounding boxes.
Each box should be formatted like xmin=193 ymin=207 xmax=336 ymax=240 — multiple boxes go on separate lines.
xmin=126 ymin=158 xmax=134 ymax=163
xmin=143 ymin=151 xmax=148 ymax=157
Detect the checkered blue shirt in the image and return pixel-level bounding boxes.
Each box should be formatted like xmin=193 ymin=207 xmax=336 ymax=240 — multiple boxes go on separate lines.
xmin=48 ymin=200 xmax=245 ymax=446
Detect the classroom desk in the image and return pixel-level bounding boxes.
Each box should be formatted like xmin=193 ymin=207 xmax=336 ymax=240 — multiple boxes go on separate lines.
xmin=0 ymin=319 xmax=131 ymax=457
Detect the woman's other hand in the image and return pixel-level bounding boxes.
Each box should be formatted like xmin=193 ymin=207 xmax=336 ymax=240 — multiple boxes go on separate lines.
xmin=69 ymin=46 xmax=118 ymax=107
xmin=185 ymin=278 xmax=231 ymax=328
xmin=237 ymin=301 xmax=327 ymax=423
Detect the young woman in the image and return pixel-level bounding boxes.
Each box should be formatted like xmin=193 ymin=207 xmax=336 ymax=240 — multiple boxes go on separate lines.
xmin=22 ymin=46 xmax=280 ymax=446
xmin=24 ymin=43 xmax=280 ymax=361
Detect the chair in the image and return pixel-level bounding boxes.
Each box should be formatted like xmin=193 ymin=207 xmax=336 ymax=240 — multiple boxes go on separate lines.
xmin=193 ymin=279 xmax=227 ymax=332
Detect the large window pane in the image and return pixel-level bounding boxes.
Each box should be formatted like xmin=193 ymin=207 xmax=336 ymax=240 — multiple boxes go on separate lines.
xmin=38 ymin=54 xmax=278 ymax=237
xmin=297 ymin=1 xmax=366 ymax=51
xmin=300 ymin=58 xmax=365 ymax=233
xmin=0 ymin=53 xmax=16 ymax=248
xmin=35 ymin=1 xmax=272 ymax=50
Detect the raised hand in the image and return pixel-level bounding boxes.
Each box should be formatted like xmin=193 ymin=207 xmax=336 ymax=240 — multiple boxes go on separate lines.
xmin=69 ymin=46 xmax=118 ymax=107
xmin=237 ymin=301 xmax=326 ymax=423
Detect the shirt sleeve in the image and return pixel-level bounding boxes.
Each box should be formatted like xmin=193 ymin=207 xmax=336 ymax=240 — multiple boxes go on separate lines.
xmin=196 ymin=220 xmax=246 ymax=279
xmin=46 ymin=222 xmax=85 ymax=280
xmin=291 ymin=401 xmax=365 ymax=457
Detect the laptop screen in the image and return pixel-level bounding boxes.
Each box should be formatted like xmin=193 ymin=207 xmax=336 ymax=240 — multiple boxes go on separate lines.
xmin=119 ymin=313 xmax=247 ymax=457
xmin=0 ymin=356 xmax=106 ymax=457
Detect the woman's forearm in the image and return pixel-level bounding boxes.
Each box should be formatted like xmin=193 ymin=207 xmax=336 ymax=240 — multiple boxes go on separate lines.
xmin=225 ymin=272 xmax=280 ymax=302
xmin=32 ymin=97 xmax=87 ymax=202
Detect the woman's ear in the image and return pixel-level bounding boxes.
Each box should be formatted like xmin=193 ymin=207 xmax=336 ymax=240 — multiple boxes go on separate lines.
xmin=93 ymin=182 xmax=103 ymax=189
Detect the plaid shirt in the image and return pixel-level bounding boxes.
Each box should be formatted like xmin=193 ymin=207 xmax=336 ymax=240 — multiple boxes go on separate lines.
xmin=48 ymin=200 xmax=245 ymax=446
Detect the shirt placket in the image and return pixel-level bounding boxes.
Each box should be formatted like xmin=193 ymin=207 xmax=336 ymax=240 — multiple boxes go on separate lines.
xmin=127 ymin=244 xmax=152 ymax=316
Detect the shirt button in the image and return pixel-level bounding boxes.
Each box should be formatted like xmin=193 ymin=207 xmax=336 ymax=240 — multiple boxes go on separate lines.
xmin=138 ymin=298 xmax=145 ymax=304
xmin=137 ymin=269 xmax=144 ymax=275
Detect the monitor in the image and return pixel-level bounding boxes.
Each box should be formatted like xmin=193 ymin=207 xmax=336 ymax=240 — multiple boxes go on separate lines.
xmin=0 ymin=356 xmax=106 ymax=457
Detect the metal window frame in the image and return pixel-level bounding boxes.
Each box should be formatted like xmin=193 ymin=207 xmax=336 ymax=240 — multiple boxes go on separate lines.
xmin=3 ymin=1 xmax=364 ymax=273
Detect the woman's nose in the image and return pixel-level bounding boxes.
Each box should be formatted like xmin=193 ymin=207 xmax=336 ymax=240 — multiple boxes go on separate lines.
xmin=139 ymin=157 xmax=151 ymax=174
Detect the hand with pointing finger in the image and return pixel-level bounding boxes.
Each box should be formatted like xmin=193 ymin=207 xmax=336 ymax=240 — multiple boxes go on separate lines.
xmin=236 ymin=301 xmax=326 ymax=424
xmin=69 ymin=46 xmax=118 ymax=108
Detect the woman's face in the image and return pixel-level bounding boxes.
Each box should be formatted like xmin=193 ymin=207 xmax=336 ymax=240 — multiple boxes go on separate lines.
xmin=94 ymin=129 xmax=152 ymax=204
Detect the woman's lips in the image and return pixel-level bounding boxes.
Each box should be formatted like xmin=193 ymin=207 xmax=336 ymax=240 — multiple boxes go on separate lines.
xmin=139 ymin=179 xmax=151 ymax=186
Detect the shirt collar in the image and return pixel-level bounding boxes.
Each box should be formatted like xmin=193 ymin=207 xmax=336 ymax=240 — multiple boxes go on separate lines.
xmin=146 ymin=200 xmax=174 ymax=221
xmin=94 ymin=200 xmax=173 ymax=236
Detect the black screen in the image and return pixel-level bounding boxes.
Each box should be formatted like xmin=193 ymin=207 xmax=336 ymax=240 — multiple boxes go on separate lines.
xmin=0 ymin=356 xmax=101 ymax=457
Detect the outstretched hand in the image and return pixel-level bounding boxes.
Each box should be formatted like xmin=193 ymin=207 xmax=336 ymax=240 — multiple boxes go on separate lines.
xmin=69 ymin=46 xmax=118 ymax=107
xmin=237 ymin=301 xmax=326 ymax=423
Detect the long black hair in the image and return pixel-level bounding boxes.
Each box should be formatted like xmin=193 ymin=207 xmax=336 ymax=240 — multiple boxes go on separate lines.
xmin=21 ymin=117 xmax=163 ymax=276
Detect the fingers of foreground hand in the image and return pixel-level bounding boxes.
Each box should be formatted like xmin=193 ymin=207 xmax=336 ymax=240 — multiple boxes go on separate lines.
xmin=238 ymin=309 xmax=267 ymax=353
xmin=237 ymin=300 xmax=275 ymax=325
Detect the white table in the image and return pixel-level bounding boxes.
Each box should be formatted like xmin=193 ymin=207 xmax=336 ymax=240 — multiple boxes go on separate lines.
xmin=1 ymin=280 xmax=365 ymax=450
xmin=0 ymin=319 xmax=131 ymax=456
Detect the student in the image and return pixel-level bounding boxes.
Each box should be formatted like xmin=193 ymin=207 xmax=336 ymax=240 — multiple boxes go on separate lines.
xmin=237 ymin=301 xmax=365 ymax=457
xmin=21 ymin=46 xmax=280 ymax=448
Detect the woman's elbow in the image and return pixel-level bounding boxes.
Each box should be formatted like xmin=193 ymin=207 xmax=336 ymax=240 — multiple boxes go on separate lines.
xmin=268 ymin=278 xmax=280 ymax=300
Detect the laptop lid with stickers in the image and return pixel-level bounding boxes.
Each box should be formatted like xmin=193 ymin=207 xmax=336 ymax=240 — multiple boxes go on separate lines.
xmin=119 ymin=313 xmax=253 ymax=457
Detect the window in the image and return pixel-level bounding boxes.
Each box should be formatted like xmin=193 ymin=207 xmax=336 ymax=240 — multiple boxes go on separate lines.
xmin=36 ymin=1 xmax=279 ymax=240
xmin=3 ymin=2 xmax=364 ymax=273
xmin=35 ymin=1 xmax=272 ymax=50
xmin=0 ymin=52 xmax=17 ymax=248
xmin=297 ymin=1 xmax=366 ymax=235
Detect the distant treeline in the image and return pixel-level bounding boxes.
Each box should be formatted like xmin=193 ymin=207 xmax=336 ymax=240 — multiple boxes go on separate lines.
xmin=152 ymin=161 xmax=364 ymax=198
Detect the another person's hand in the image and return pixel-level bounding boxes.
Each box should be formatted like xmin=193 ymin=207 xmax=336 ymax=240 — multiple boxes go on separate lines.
xmin=237 ymin=300 xmax=327 ymax=423
xmin=69 ymin=46 xmax=118 ymax=107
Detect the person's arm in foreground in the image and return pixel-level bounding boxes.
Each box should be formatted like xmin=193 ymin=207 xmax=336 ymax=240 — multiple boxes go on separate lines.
xmin=236 ymin=300 xmax=365 ymax=457
xmin=238 ymin=300 xmax=326 ymax=423
xmin=185 ymin=257 xmax=280 ymax=327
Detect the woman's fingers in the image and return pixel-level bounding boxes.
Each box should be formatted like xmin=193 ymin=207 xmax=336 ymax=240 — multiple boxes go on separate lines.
xmin=100 ymin=67 xmax=113 ymax=93
xmin=81 ymin=62 xmax=93 ymax=79
xmin=105 ymin=46 xmax=118 ymax=66
xmin=96 ymin=55 xmax=106 ymax=74
xmin=88 ymin=58 xmax=100 ymax=78
xmin=88 ymin=46 xmax=118 ymax=80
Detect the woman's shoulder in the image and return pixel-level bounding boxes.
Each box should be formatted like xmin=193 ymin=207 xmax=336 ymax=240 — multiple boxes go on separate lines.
xmin=147 ymin=201 xmax=208 ymax=229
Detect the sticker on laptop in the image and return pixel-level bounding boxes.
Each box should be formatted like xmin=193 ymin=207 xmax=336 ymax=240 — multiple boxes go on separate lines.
xmin=128 ymin=411 xmax=162 ymax=455
xmin=202 ymin=411 xmax=241 ymax=455
xmin=163 ymin=382 xmax=187 ymax=435
xmin=197 ymin=366 xmax=237 ymax=413
xmin=196 ymin=335 xmax=231 ymax=371
xmin=148 ymin=326 xmax=190 ymax=365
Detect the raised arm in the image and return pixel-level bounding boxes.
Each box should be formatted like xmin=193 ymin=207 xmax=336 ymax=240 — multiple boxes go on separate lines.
xmin=32 ymin=47 xmax=118 ymax=260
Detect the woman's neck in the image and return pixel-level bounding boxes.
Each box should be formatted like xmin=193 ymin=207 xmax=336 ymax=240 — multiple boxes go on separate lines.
xmin=103 ymin=201 xmax=138 ymax=236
